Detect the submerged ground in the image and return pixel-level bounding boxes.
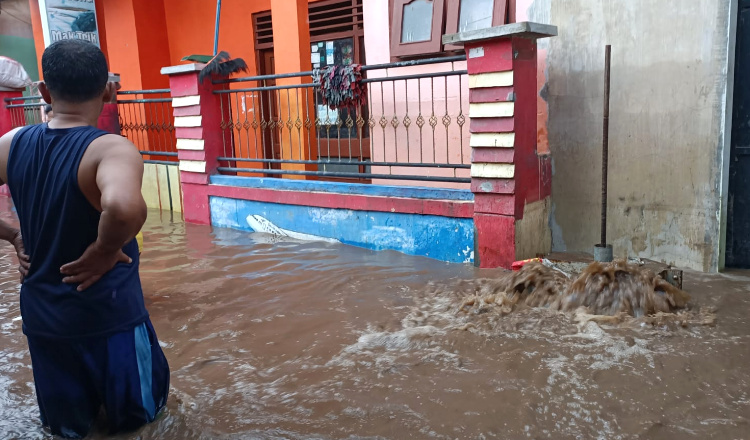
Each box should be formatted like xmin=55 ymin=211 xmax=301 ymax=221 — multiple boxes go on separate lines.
xmin=0 ymin=202 xmax=748 ymax=439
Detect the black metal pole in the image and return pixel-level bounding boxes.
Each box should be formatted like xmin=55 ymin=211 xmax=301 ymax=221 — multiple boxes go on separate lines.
xmin=601 ymin=45 xmax=611 ymax=246
xmin=213 ymin=0 xmax=222 ymax=56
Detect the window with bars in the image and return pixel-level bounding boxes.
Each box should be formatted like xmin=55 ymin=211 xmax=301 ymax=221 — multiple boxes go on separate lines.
xmin=252 ymin=0 xmax=364 ymax=51
xmin=252 ymin=0 xmax=368 ymax=142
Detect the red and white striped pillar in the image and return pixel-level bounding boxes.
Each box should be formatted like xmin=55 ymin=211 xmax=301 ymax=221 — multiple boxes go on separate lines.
xmin=444 ymin=23 xmax=557 ymax=268
xmin=161 ymin=64 xmax=228 ymax=224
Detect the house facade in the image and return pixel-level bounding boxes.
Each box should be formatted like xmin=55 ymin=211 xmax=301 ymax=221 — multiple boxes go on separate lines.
xmin=8 ymin=0 xmax=749 ymax=272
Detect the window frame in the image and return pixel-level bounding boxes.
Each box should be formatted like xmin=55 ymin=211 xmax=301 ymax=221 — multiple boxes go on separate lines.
xmin=389 ymin=0 xmax=511 ymax=60
xmin=444 ymin=0 xmax=508 ymax=51
xmin=389 ymin=0 xmax=447 ymax=58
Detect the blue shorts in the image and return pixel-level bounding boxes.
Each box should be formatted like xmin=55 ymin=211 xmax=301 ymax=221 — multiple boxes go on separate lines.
xmin=26 ymin=319 xmax=170 ymax=438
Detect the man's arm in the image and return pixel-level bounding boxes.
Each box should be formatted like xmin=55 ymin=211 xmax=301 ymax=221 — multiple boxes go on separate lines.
xmin=61 ymin=137 xmax=146 ymax=290
xmin=93 ymin=138 xmax=147 ymax=252
xmin=0 ymin=128 xmax=30 ymax=281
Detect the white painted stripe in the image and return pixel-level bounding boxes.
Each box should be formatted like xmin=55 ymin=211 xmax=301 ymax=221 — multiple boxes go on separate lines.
xmin=176 ymin=138 xmax=205 ymax=150
xmin=470 ymin=132 xmax=515 ymax=148
xmin=178 ymin=160 xmax=206 ymax=173
xmin=471 ymin=163 xmax=515 ymax=179
xmin=172 ymin=95 xmax=200 ymax=107
xmin=468 ymin=71 xmax=513 ymax=88
xmin=469 ymin=102 xmax=514 ymax=118
xmin=174 ymin=116 xmax=202 ymax=128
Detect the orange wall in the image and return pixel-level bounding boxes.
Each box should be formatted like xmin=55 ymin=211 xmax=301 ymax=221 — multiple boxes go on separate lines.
xmin=98 ymin=0 xmax=171 ymax=90
xmin=132 ymin=0 xmax=171 ymax=89
xmin=100 ymin=1 xmax=141 ymax=89
xmin=29 ymin=0 xmax=324 ymax=85
xmin=162 ymin=0 xmax=272 ymax=78
xmin=162 ymin=0 xmax=324 ymax=77
xmin=28 ymin=0 xmax=44 ymax=78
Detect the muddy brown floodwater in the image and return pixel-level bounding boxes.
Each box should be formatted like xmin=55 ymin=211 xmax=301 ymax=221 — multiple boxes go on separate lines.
xmin=0 ymin=202 xmax=749 ymax=439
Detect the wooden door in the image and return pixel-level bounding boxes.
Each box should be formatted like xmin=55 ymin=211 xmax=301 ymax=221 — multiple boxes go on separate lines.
xmin=728 ymin=0 xmax=750 ymax=267
xmin=259 ymin=49 xmax=281 ymax=173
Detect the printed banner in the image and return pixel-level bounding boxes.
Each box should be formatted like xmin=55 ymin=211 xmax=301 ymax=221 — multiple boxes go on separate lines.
xmin=39 ymin=0 xmax=100 ymax=47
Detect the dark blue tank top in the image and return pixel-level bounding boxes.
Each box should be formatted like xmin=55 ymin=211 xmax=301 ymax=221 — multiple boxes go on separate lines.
xmin=7 ymin=124 xmax=147 ymax=339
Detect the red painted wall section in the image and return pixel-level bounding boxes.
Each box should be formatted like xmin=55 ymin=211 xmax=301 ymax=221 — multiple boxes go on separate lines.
xmin=182 ymin=183 xmax=211 ymax=225
xmin=473 ymin=194 xmax=515 ymax=216
xmin=0 ymin=91 xmax=22 ymax=136
xmin=208 ymin=185 xmax=475 ymax=219
xmin=465 ymin=39 xmax=513 ymax=73
xmin=199 ymin=79 xmax=229 ymax=176
xmin=475 ymin=214 xmax=515 ymax=268
xmin=181 ymin=171 xmax=209 ymax=185
xmin=178 ymin=150 xmax=206 ymax=161
xmin=471 ymin=148 xmax=514 ymax=164
xmin=471 ymin=178 xmax=515 ymax=195
xmin=173 ymin=105 xmax=200 ymax=117
xmin=469 ymin=86 xmax=515 ymax=104
xmin=0 ymin=90 xmax=21 ymax=203
xmin=511 ymin=36 xmax=546 ymax=217
xmin=470 ymin=117 xmax=515 ymax=134
xmin=97 ymin=104 xmax=120 ymax=134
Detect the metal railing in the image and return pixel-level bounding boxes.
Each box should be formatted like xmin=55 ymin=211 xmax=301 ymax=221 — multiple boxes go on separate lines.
xmin=5 ymin=93 xmax=46 ymax=129
xmin=116 ymin=89 xmax=181 ymax=215
xmin=117 ymin=89 xmax=176 ymax=163
xmin=3 ymin=88 xmax=178 ymax=168
xmin=213 ymin=55 xmax=470 ymax=185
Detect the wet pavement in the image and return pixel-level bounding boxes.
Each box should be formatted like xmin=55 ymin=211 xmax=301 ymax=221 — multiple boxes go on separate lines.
xmin=0 ymin=202 xmax=749 ymax=439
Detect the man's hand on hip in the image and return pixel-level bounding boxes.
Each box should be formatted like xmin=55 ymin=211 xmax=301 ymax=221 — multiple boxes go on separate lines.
xmin=60 ymin=241 xmax=131 ymax=291
xmin=11 ymin=231 xmax=29 ymax=283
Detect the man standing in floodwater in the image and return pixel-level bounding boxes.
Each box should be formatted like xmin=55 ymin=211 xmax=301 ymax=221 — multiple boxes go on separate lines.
xmin=0 ymin=40 xmax=169 ymax=438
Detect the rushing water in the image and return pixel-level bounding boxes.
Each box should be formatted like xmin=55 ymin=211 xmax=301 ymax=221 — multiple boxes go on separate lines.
xmin=0 ymin=202 xmax=749 ymax=439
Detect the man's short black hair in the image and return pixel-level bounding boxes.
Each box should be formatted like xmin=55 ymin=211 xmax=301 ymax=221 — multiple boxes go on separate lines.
xmin=41 ymin=39 xmax=108 ymax=103
xmin=44 ymin=104 xmax=52 ymax=114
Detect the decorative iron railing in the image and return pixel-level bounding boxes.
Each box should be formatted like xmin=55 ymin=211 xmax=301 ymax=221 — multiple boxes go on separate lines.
xmin=5 ymin=92 xmax=46 ymax=129
xmin=116 ymin=89 xmax=176 ymax=163
xmin=3 ymin=88 xmax=177 ymax=168
xmin=213 ymin=55 xmax=470 ymax=185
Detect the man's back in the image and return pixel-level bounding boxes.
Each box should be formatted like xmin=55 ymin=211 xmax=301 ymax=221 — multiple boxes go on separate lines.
xmin=0 ymin=39 xmax=168 ymax=438
xmin=6 ymin=124 xmax=146 ymax=339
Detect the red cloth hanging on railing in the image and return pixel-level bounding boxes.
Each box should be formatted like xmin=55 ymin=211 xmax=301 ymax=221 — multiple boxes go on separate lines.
xmin=97 ymin=103 xmax=121 ymax=135
xmin=313 ymin=64 xmax=367 ymax=110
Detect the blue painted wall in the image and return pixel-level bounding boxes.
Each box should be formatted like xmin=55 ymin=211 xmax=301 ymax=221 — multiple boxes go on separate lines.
xmin=210 ymin=196 xmax=475 ymax=264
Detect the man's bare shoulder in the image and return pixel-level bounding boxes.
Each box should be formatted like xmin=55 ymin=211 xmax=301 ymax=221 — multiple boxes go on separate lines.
xmin=0 ymin=127 xmax=25 ymax=183
xmin=0 ymin=127 xmax=24 ymax=154
xmin=84 ymin=134 xmax=143 ymax=166
xmin=88 ymin=133 xmax=140 ymax=154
